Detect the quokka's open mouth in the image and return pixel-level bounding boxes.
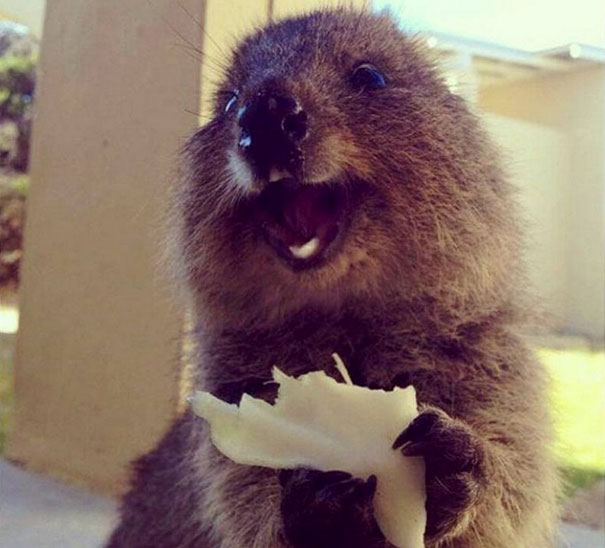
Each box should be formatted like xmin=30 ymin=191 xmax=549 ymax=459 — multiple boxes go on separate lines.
xmin=253 ymin=178 xmax=349 ymax=270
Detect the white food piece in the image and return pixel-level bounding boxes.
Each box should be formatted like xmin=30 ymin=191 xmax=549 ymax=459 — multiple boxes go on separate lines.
xmin=289 ymin=237 xmax=320 ymax=259
xmin=191 ymin=354 xmax=426 ymax=548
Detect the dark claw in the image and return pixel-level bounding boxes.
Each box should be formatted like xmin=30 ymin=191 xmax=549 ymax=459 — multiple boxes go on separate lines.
xmin=365 ymin=474 xmax=378 ymax=495
xmin=393 ymin=408 xmax=485 ymax=541
xmin=280 ymin=469 xmax=383 ymax=548
xmin=392 ymin=409 xmax=440 ymax=449
xmin=425 ymin=472 xmax=480 ymax=539
xmin=400 ymin=440 xmax=430 ymax=457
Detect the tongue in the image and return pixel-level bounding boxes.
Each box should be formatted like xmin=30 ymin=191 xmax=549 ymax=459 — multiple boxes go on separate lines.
xmin=256 ymin=180 xmax=344 ymax=263
xmin=279 ymin=184 xmax=339 ymax=244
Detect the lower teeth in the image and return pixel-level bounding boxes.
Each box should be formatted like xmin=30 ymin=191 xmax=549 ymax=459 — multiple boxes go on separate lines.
xmin=289 ymin=237 xmax=319 ymax=259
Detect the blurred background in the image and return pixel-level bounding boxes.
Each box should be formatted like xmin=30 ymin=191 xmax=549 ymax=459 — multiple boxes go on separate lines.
xmin=0 ymin=1 xmax=603 ymax=546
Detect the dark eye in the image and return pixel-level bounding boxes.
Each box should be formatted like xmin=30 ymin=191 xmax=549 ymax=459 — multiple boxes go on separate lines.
xmin=350 ymin=63 xmax=387 ymax=91
xmin=224 ymin=91 xmax=238 ymax=114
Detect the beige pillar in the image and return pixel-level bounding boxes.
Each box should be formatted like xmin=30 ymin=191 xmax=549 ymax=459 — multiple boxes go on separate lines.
xmin=7 ymin=0 xmax=369 ymax=495
xmin=6 ymin=0 xmax=204 ymax=495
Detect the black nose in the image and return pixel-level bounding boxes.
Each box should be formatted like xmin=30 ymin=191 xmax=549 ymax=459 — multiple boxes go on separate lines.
xmin=238 ymin=89 xmax=308 ymax=181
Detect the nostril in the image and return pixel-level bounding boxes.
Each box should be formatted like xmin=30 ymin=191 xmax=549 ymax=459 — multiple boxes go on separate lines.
xmin=282 ymin=110 xmax=308 ymax=142
xmin=267 ymin=97 xmax=279 ymax=112
xmin=236 ymin=89 xmax=307 ymax=180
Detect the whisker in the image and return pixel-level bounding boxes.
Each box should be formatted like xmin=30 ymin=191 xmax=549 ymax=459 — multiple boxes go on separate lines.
xmin=184 ymin=108 xmax=203 ymax=118
xmin=173 ymin=43 xmax=203 ymax=63
xmin=176 ymin=1 xmax=230 ymax=67
xmin=161 ymin=15 xmax=204 ymax=55
xmin=171 ymin=43 xmax=227 ymax=83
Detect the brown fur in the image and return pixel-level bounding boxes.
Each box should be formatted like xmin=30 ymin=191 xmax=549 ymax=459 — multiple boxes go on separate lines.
xmin=107 ymin=8 xmax=558 ymax=548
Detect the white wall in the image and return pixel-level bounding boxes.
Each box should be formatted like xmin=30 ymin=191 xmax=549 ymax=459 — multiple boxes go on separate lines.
xmin=0 ymin=0 xmax=46 ymax=38
xmin=482 ymin=113 xmax=571 ymax=328
xmin=480 ymin=67 xmax=605 ymax=342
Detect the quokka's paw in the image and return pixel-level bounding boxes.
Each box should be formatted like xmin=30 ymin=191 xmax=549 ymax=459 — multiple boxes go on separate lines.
xmin=279 ymin=468 xmax=385 ymax=548
xmin=393 ymin=407 xmax=485 ymax=542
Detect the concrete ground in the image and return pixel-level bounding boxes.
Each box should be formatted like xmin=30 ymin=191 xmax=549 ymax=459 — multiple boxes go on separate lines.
xmin=0 ymin=459 xmax=117 ymax=548
xmin=2 ymin=459 xmax=604 ymax=548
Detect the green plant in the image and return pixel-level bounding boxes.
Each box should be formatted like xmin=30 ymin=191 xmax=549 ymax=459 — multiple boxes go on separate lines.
xmin=541 ymin=347 xmax=605 ymax=496
xmin=0 ymin=52 xmax=36 ymax=171
xmin=0 ymin=54 xmax=36 ymax=117
xmin=0 ymin=339 xmax=14 ymax=453
xmin=0 ymin=174 xmax=28 ymax=287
